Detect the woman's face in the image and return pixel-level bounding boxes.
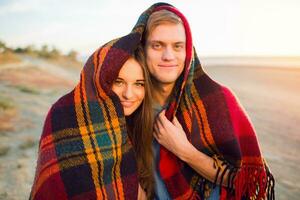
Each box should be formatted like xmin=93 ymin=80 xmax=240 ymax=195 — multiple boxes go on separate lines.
xmin=112 ymin=57 xmax=145 ymax=116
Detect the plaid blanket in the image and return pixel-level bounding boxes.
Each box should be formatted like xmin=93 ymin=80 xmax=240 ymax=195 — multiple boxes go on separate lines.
xmin=30 ymin=2 xmax=275 ymax=200
xmin=30 ymin=35 xmax=143 ymax=199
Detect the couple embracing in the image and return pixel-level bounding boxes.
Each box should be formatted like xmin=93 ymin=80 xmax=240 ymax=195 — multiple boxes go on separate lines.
xmin=30 ymin=3 xmax=274 ymax=200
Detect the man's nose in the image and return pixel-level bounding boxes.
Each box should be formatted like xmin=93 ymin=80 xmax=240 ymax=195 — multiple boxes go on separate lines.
xmin=122 ymin=85 xmax=134 ymax=99
xmin=162 ymin=46 xmax=175 ymax=61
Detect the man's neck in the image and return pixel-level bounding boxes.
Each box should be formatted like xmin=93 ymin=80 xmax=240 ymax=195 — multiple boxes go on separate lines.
xmin=152 ymin=81 xmax=175 ymax=106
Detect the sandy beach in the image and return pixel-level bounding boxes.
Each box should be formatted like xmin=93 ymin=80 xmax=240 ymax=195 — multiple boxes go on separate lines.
xmin=0 ymin=55 xmax=299 ymax=199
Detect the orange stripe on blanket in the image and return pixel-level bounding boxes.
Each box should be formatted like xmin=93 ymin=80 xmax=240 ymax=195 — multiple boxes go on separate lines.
xmin=94 ymin=48 xmax=108 ymax=99
xmin=94 ymin=45 xmax=117 ymax=100
xmin=105 ymin=100 xmax=125 ymax=198
xmin=116 ymin=178 xmax=126 ymax=200
xmin=40 ymin=134 xmax=54 ymax=149
xmin=74 ymin=79 xmax=106 ymax=199
xmin=191 ymin=84 xmax=219 ymax=154
xmin=180 ymin=93 xmax=192 ymax=133
xmin=36 ymin=138 xmax=58 ymax=175
xmin=93 ymin=49 xmax=125 ymax=198
xmin=31 ymin=157 xmax=60 ymax=198
xmin=83 ymin=70 xmax=109 ymax=199
xmin=182 ymin=110 xmax=192 ymax=133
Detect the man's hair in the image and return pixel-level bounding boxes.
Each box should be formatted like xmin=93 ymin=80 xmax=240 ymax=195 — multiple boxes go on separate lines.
xmin=144 ymin=9 xmax=183 ymax=41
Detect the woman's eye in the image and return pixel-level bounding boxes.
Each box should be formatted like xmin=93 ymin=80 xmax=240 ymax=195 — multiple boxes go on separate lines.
xmin=135 ymin=82 xmax=144 ymax=87
xmin=113 ymin=80 xmax=124 ymax=86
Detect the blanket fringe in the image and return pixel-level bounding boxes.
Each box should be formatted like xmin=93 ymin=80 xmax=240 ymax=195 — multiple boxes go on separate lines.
xmin=234 ymin=160 xmax=275 ymax=200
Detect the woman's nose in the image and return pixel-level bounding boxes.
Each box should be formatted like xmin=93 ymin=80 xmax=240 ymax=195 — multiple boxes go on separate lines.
xmin=122 ymin=85 xmax=134 ymax=99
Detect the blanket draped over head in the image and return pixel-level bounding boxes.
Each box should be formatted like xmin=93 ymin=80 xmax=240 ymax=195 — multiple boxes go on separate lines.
xmin=30 ymin=32 xmax=142 ymax=199
xmin=30 ymin=2 xmax=275 ymax=200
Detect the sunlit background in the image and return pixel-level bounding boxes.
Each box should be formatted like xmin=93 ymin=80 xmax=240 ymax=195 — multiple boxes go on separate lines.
xmin=0 ymin=0 xmax=300 ymax=199
xmin=1 ymin=0 xmax=300 ymax=57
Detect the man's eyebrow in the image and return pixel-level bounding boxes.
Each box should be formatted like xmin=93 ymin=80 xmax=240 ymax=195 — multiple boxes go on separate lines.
xmin=148 ymin=40 xmax=164 ymax=44
xmin=175 ymin=41 xmax=185 ymax=44
xmin=148 ymin=40 xmax=185 ymax=44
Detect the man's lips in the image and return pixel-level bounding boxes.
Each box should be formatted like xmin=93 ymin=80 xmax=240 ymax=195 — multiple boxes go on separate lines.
xmin=158 ymin=64 xmax=178 ymax=68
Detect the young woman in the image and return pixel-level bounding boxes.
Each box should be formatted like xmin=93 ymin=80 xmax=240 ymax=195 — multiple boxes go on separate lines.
xmin=112 ymin=47 xmax=154 ymax=199
xmin=30 ymin=42 xmax=154 ymax=199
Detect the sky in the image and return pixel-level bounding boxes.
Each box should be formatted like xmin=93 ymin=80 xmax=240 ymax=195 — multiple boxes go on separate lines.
xmin=1 ymin=0 xmax=300 ymax=57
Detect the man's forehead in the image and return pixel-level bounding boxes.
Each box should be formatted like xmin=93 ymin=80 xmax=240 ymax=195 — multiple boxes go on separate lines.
xmin=147 ymin=23 xmax=186 ymax=43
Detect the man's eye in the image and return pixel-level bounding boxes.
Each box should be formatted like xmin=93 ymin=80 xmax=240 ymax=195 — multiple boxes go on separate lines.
xmin=174 ymin=44 xmax=184 ymax=51
xmin=152 ymin=43 xmax=161 ymax=49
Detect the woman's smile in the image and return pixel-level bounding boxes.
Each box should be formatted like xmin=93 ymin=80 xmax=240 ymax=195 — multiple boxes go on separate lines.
xmin=120 ymin=100 xmax=135 ymax=108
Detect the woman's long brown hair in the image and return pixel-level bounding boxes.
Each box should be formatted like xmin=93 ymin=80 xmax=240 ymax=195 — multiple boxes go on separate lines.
xmin=126 ymin=46 xmax=154 ymax=199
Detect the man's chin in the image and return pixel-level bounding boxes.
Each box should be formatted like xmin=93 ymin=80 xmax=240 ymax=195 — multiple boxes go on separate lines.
xmin=150 ymin=74 xmax=180 ymax=87
xmin=155 ymin=78 xmax=177 ymax=86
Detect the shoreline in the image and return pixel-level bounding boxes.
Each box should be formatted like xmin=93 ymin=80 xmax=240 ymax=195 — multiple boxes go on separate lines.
xmin=201 ymin=56 xmax=300 ymax=69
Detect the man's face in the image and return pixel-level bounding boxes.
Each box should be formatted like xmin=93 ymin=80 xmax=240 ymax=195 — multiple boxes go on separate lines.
xmin=145 ymin=23 xmax=186 ymax=85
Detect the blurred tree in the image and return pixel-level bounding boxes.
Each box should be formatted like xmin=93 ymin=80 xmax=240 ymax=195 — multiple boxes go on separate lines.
xmin=24 ymin=45 xmax=36 ymax=54
xmin=49 ymin=46 xmax=61 ymax=58
xmin=14 ymin=47 xmax=25 ymax=53
xmin=0 ymin=40 xmax=7 ymax=53
xmin=0 ymin=40 xmax=79 ymax=62
xmin=67 ymin=50 xmax=78 ymax=61
xmin=41 ymin=44 xmax=49 ymax=53
xmin=39 ymin=44 xmax=50 ymax=58
xmin=0 ymin=40 xmax=6 ymax=48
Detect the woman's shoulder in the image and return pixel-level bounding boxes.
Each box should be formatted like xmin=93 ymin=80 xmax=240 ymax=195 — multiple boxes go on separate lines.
xmin=51 ymin=89 xmax=76 ymax=110
xmin=39 ymin=90 xmax=76 ymax=139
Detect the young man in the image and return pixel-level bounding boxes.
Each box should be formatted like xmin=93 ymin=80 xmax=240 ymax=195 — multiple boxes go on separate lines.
xmin=144 ymin=8 xmax=228 ymax=200
xmin=140 ymin=3 xmax=274 ymax=200
xmin=145 ymin=9 xmax=220 ymax=177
